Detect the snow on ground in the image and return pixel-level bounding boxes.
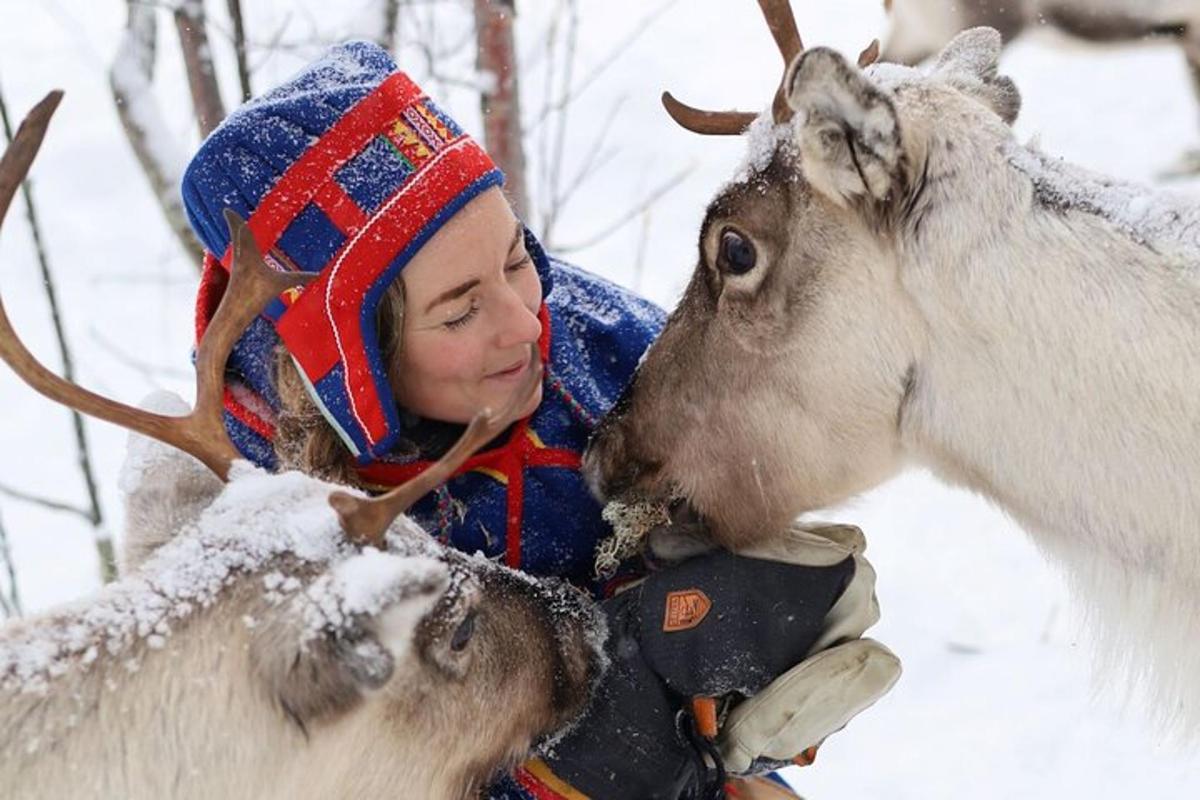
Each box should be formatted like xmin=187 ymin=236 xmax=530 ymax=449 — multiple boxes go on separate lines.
xmin=1 ymin=1 xmax=1198 ymax=796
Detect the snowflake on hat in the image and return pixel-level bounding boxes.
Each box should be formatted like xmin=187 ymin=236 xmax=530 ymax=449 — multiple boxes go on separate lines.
xmin=183 ymin=41 xmax=664 ymax=598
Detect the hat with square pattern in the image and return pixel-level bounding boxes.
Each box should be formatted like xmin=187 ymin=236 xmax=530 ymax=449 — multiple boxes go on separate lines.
xmin=183 ymin=40 xmax=503 ymax=462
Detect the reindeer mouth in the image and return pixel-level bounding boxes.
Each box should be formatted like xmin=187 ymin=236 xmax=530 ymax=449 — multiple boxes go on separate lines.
xmin=594 ymin=491 xmax=714 ymax=579
xmin=534 ymin=580 xmax=609 ymax=737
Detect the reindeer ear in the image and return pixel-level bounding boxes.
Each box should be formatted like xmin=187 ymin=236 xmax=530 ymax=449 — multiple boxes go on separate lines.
xmin=785 ymin=47 xmax=906 ymax=209
xmin=251 ymin=553 xmax=448 ymax=731
xmin=932 ymin=27 xmax=1021 ymax=124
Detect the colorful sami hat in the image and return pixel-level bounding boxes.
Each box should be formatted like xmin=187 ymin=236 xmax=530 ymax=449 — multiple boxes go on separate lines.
xmin=182 ymin=41 xmax=503 ymax=462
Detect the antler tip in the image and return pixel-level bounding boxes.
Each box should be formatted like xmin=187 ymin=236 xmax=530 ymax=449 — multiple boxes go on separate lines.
xmin=223 ymin=207 xmax=247 ymax=232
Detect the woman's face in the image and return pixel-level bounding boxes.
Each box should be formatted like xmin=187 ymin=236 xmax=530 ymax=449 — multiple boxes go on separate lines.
xmin=395 ymin=187 xmax=544 ymax=424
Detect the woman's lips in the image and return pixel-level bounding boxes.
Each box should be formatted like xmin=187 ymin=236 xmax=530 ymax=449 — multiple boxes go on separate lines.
xmin=487 ymin=357 xmax=529 ymax=380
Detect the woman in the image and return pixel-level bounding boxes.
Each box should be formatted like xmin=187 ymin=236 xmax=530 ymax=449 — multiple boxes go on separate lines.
xmin=182 ymin=40 xmax=893 ymax=799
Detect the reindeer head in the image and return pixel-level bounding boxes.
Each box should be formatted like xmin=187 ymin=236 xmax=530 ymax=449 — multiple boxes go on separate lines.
xmin=586 ymin=2 xmax=1023 ymax=549
xmin=0 ymin=92 xmax=603 ymax=796
xmin=238 ymin=517 xmax=602 ymax=793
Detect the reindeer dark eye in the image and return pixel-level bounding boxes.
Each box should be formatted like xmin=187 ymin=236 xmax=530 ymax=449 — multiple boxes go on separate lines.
xmin=718 ymin=228 xmax=757 ymax=275
xmin=450 ymin=611 xmax=476 ymax=652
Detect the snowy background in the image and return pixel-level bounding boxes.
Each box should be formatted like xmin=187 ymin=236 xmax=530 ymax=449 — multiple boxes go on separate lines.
xmin=1 ymin=0 xmax=1198 ymax=796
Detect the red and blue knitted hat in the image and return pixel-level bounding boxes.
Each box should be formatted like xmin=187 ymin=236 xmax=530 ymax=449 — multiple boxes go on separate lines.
xmin=182 ymin=41 xmax=503 ymax=463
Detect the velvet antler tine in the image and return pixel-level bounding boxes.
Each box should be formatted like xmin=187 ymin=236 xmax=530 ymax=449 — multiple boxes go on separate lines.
xmin=660 ymin=1 xmax=806 ymax=133
xmin=756 ymin=0 xmax=805 ymax=125
xmin=661 ymin=92 xmax=758 ymax=136
xmin=190 ymin=211 xmax=316 ymax=459
xmin=0 ymin=96 xmax=312 ymax=481
xmin=330 ymin=357 xmax=544 ymax=547
xmin=0 ymin=91 xmax=61 ymax=227
xmin=858 ymin=39 xmax=881 ymax=68
xmin=185 ymin=210 xmax=317 ymax=476
xmin=757 ymin=0 xmax=804 ymax=65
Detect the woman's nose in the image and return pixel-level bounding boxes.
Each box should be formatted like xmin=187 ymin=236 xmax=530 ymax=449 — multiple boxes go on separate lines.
xmin=493 ymin=286 xmax=542 ymax=349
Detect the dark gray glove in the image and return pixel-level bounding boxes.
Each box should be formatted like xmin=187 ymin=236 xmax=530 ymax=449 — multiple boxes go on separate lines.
xmin=537 ymin=548 xmax=855 ymax=800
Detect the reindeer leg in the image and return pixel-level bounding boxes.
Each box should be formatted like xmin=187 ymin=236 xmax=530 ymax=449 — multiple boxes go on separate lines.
xmin=1185 ymin=36 xmax=1200 ymax=123
xmin=1160 ymin=35 xmax=1200 ymax=178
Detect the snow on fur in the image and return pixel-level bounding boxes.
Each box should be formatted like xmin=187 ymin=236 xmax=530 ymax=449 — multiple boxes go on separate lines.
xmin=298 ymin=547 xmax=447 ymax=646
xmin=2 ymin=437 xmax=447 ymax=694
xmin=1008 ymin=142 xmax=1200 ymax=263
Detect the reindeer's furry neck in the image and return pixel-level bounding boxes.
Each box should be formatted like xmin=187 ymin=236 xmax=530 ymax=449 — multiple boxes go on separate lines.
xmin=906 ymin=137 xmax=1200 ymax=548
xmin=899 ymin=136 xmax=1200 ymax=733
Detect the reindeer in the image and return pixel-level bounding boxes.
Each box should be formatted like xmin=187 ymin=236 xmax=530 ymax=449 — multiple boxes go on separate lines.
xmin=0 ymin=92 xmax=603 ymax=800
xmin=883 ymin=0 xmax=1200 ymax=64
xmin=882 ymin=0 xmax=1200 ymax=168
xmin=585 ymin=0 xmax=1200 ymax=735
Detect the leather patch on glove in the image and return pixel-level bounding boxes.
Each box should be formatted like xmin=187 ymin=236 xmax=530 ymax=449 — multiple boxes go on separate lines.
xmin=663 ymin=589 xmax=712 ymax=631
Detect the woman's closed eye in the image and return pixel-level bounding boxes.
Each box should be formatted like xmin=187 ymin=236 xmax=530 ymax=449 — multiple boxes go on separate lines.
xmin=506 ymin=252 xmax=532 ymax=273
xmin=443 ymin=299 xmax=480 ymax=330
xmin=440 ymin=252 xmax=531 ymax=330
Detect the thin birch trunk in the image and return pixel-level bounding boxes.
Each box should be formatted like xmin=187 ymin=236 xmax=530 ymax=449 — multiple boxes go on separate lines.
xmin=110 ymin=0 xmax=205 ymax=266
xmin=175 ymin=0 xmax=227 ymax=138
xmin=474 ymin=0 xmax=529 ymax=220
xmin=226 ymin=0 xmax=253 ymax=103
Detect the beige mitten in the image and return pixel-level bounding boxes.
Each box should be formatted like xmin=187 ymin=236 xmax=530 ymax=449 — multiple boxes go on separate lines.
xmin=718 ymin=637 xmax=901 ymax=772
xmin=719 ymin=522 xmax=902 ymax=772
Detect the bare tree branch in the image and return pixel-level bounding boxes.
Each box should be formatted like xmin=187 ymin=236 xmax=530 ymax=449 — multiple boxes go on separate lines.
xmin=539 ymin=0 xmax=577 ymax=244
xmin=89 ymin=325 xmax=194 ymax=384
xmin=533 ymin=3 xmax=561 ymax=240
xmin=545 ymin=94 xmax=624 ymax=241
xmin=408 ymin=31 xmax=487 ymax=94
xmin=0 ymin=507 xmax=21 ymax=619
xmin=368 ymin=0 xmax=403 ymax=54
xmin=110 ymin=0 xmax=205 ymax=266
xmin=553 ymin=164 xmax=692 ymax=254
xmin=525 ymin=0 xmax=683 ymax=258
xmin=0 ymin=484 xmax=94 ymax=525
xmin=175 ymin=0 xmax=227 ymax=137
xmin=225 ymin=0 xmax=253 ymax=102
xmin=528 ymin=0 xmax=680 ymax=129
xmin=474 ymin=0 xmax=529 ymax=219
xmin=0 ymin=83 xmax=117 ymax=584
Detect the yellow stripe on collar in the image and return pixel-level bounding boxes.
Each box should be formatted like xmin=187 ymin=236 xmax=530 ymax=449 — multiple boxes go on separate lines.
xmin=520 ymin=758 xmax=591 ymax=799
xmin=469 ymin=466 xmax=509 ymax=484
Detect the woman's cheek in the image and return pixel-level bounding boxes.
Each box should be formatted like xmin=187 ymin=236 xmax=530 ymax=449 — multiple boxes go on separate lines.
xmin=399 ymin=330 xmax=476 ymax=392
xmin=424 ymin=334 xmax=484 ymax=383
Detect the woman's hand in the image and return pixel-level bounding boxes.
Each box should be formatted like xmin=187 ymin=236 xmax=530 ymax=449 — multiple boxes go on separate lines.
xmin=530 ymin=529 xmax=899 ymax=799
